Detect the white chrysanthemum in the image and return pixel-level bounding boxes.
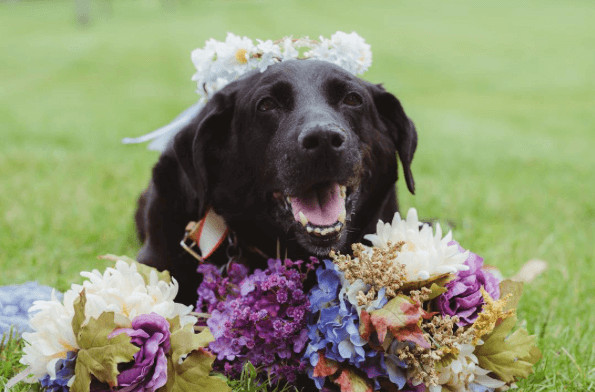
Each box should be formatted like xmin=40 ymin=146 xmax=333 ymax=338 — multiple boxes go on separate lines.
xmin=364 ymin=208 xmax=469 ymax=282
xmin=71 ymin=260 xmax=195 ymax=325
xmin=429 ymin=343 xmax=506 ymax=392
xmin=20 ymin=260 xmax=196 ymax=380
xmin=20 ymin=291 xmax=77 ymax=380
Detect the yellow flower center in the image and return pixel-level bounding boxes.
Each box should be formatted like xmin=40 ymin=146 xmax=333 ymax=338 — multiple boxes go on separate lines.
xmin=235 ymin=49 xmax=248 ymax=64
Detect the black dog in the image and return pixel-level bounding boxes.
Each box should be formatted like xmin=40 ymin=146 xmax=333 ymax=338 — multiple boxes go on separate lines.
xmin=135 ymin=60 xmax=417 ymax=306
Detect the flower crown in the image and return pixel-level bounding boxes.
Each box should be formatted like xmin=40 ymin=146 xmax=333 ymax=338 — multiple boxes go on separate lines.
xmin=191 ymin=31 xmax=372 ymax=103
xmin=122 ymin=31 xmax=372 ymax=150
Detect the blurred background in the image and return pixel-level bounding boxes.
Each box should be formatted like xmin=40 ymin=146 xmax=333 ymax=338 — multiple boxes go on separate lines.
xmin=1 ymin=0 xmax=593 ymax=388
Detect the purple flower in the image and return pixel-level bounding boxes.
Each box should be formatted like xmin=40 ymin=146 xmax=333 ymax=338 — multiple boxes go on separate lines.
xmin=436 ymin=246 xmax=500 ymax=326
xmin=108 ymin=313 xmax=171 ymax=392
xmin=197 ymin=259 xmax=315 ymax=383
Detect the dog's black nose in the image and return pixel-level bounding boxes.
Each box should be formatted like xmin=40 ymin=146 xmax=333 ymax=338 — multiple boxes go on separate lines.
xmin=298 ymin=125 xmax=346 ymax=154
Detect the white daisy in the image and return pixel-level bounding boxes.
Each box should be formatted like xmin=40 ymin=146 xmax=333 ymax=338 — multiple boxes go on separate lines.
xmin=306 ymin=31 xmax=372 ymax=75
xmin=190 ymin=31 xmax=373 ymax=102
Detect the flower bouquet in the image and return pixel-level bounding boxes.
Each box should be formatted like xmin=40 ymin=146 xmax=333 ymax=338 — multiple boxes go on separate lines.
xmin=302 ymin=209 xmax=541 ymax=391
xmin=11 ymin=209 xmax=540 ymax=392
xmin=16 ymin=257 xmax=229 ymax=392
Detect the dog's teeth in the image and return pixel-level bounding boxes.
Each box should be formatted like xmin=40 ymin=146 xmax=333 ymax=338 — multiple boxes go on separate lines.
xmin=338 ymin=211 xmax=346 ymax=224
xmin=286 ymin=196 xmax=292 ymax=204
xmin=314 ymin=227 xmax=321 ymax=234
xmin=306 ymin=226 xmax=313 ymax=233
xmin=339 ymin=185 xmax=347 ymax=199
xmin=298 ymin=211 xmax=308 ymax=227
xmin=334 ymin=224 xmax=341 ymax=232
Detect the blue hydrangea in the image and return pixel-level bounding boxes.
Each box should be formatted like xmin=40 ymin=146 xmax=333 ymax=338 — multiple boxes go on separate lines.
xmin=39 ymin=351 xmax=76 ymax=392
xmin=0 ymin=282 xmax=59 ymax=336
xmin=305 ymin=260 xmax=407 ymax=390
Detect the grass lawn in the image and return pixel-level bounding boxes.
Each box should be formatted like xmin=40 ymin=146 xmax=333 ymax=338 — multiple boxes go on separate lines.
xmin=1 ymin=0 xmax=593 ymax=390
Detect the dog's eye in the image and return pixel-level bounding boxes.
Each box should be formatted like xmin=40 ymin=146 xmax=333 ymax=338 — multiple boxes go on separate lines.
xmin=257 ymin=97 xmax=279 ymax=112
xmin=343 ymin=92 xmax=363 ymax=107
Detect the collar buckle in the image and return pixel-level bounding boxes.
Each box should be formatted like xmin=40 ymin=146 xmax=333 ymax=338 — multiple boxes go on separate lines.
xmin=180 ymin=221 xmax=204 ymax=262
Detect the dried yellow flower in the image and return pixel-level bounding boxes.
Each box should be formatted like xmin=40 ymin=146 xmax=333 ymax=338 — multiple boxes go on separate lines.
xmin=331 ymin=242 xmax=407 ymax=306
xmin=471 ymin=287 xmax=515 ymax=344
xmin=394 ymin=315 xmax=474 ymax=386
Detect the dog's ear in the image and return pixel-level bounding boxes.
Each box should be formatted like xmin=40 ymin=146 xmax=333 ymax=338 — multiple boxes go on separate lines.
xmin=369 ymin=83 xmax=418 ymax=194
xmin=173 ymin=88 xmax=236 ymax=215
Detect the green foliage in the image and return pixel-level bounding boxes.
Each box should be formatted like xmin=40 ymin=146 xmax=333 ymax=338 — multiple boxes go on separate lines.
xmin=0 ymin=331 xmax=40 ymax=392
xmin=226 ymin=362 xmax=297 ymax=392
xmin=498 ymin=279 xmax=524 ymax=312
xmin=164 ymin=320 xmax=229 ymax=392
xmin=71 ymin=290 xmax=139 ymax=392
xmin=0 ymin=330 xmax=24 ymax=387
xmin=475 ymin=315 xmax=541 ymax=383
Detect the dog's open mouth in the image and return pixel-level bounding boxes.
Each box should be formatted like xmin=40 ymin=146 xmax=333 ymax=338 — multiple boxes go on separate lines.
xmin=274 ymin=182 xmax=348 ymax=241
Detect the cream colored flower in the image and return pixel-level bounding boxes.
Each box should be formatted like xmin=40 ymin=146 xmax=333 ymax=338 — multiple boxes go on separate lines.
xmin=364 ymin=208 xmax=469 ymax=282
xmin=20 ymin=291 xmax=77 ymax=379
xmin=71 ymin=260 xmax=195 ymax=325
xmin=429 ymin=343 xmax=505 ymax=392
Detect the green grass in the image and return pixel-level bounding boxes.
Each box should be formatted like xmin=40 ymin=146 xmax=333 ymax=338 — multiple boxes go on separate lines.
xmin=0 ymin=330 xmax=40 ymax=392
xmin=0 ymin=0 xmax=593 ymax=390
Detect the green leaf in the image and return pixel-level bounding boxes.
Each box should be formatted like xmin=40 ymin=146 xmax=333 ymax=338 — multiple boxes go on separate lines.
xmin=72 ymin=361 xmax=91 ymax=392
xmin=169 ymin=322 xmax=213 ymax=365
xmin=499 ymin=279 xmax=524 ymax=312
xmin=162 ymin=322 xmax=228 ymax=391
xmin=98 ymin=254 xmax=171 ymax=284
xmin=400 ymin=272 xmax=453 ymax=292
xmin=332 ymin=368 xmax=373 ymax=392
xmin=167 ymin=316 xmax=182 ymax=334
xmin=475 ymin=315 xmax=541 ymax=383
xmin=359 ymin=294 xmax=431 ymax=349
xmin=71 ymin=289 xmax=87 ymax=338
xmin=164 ymin=347 xmax=230 ymax=391
xmin=426 ymin=282 xmax=448 ymax=301
xmin=71 ymin=312 xmax=139 ymax=392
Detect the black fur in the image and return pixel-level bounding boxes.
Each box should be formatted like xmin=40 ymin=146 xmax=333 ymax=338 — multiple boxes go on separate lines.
xmin=135 ymin=60 xmax=417 ymax=306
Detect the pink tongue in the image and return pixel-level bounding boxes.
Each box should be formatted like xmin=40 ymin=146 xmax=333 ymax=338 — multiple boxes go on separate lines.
xmin=290 ymin=183 xmax=344 ymax=226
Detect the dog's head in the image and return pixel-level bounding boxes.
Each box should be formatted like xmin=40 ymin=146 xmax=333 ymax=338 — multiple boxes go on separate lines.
xmin=173 ymin=60 xmax=417 ymax=256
